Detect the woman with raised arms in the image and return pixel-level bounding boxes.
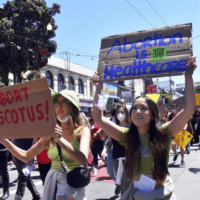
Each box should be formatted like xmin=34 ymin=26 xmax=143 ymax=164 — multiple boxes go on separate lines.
xmin=0 ymin=89 xmax=91 ymax=200
xmin=92 ymin=56 xmax=197 ymax=200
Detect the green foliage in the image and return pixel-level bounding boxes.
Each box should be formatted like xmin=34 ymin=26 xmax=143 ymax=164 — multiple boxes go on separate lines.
xmin=0 ymin=0 xmax=61 ymax=85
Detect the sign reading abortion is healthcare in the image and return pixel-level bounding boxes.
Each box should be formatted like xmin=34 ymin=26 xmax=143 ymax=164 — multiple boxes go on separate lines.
xmin=97 ymin=23 xmax=192 ymax=82
xmin=0 ymin=78 xmax=56 ymax=139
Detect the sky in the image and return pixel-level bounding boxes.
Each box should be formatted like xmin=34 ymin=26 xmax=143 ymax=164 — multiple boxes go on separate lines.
xmin=3 ymin=0 xmax=200 ymax=85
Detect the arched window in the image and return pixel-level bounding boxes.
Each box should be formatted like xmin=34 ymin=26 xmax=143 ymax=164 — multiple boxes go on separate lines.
xmin=68 ymin=76 xmax=74 ymax=90
xmin=45 ymin=70 xmax=53 ymax=89
xmin=90 ymin=81 xmax=93 ymax=96
xmin=78 ymin=79 xmax=84 ymax=94
xmin=58 ymin=73 xmax=65 ymax=92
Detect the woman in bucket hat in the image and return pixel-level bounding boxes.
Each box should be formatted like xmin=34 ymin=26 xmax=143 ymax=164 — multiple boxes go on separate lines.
xmin=0 ymin=89 xmax=91 ymax=200
xmin=92 ymin=56 xmax=197 ymax=200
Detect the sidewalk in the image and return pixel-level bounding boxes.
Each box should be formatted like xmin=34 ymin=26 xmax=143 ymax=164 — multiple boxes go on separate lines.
xmin=170 ymin=144 xmax=200 ymax=200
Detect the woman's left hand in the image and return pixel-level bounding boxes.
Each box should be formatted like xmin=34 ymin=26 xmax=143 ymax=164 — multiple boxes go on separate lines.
xmin=186 ymin=56 xmax=197 ymax=74
xmin=53 ymin=124 xmax=62 ymax=142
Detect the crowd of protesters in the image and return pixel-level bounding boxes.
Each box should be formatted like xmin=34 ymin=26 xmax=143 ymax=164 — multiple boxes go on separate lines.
xmin=0 ymin=56 xmax=198 ymax=200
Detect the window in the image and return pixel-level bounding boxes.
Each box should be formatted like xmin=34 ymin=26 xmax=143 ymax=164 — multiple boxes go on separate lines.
xmin=68 ymin=76 xmax=74 ymax=90
xmin=78 ymin=78 xmax=84 ymax=94
xmin=58 ymin=73 xmax=65 ymax=92
xmin=90 ymin=81 xmax=93 ymax=96
xmin=45 ymin=70 xmax=53 ymax=89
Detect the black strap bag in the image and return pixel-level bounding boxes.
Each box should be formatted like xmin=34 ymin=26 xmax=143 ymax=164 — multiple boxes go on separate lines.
xmin=56 ymin=144 xmax=91 ymax=188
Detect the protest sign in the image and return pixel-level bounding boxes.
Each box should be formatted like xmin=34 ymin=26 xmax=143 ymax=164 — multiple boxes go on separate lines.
xmin=98 ymin=23 xmax=192 ymax=82
xmin=0 ymin=78 xmax=56 ymax=139
xmin=173 ymin=129 xmax=193 ymax=149
xmin=146 ymin=94 xmax=167 ymax=119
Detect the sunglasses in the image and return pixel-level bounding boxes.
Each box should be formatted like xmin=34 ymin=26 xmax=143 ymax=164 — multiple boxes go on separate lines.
xmin=54 ymin=100 xmax=70 ymax=107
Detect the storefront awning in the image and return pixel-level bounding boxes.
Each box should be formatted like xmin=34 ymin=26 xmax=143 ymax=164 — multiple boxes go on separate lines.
xmin=79 ymin=99 xmax=93 ymax=107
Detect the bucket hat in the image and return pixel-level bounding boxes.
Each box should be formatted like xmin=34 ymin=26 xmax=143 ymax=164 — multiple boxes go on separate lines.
xmin=52 ymin=89 xmax=80 ymax=111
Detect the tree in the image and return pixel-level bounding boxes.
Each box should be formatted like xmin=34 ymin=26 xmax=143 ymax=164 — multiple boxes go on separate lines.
xmin=0 ymin=0 xmax=60 ymax=86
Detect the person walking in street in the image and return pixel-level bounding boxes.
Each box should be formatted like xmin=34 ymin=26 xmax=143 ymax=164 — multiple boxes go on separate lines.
xmin=0 ymin=143 xmax=10 ymax=200
xmin=168 ymin=104 xmax=186 ymax=165
xmin=12 ymin=138 xmax=41 ymax=200
xmin=92 ymin=56 xmax=196 ymax=199
xmin=90 ymin=109 xmax=104 ymax=176
xmin=112 ymin=103 xmax=132 ymax=196
xmin=34 ymin=138 xmax=52 ymax=185
xmin=0 ymin=89 xmax=91 ymax=200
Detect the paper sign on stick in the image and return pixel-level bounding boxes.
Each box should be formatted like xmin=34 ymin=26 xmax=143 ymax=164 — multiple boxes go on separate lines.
xmin=0 ymin=78 xmax=56 ymax=139
xmin=173 ymin=130 xmax=193 ymax=149
xmin=98 ymin=23 xmax=193 ymax=82
xmin=195 ymin=94 xmax=200 ymax=105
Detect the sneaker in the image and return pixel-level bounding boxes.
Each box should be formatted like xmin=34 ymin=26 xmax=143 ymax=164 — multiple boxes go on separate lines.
xmin=93 ymin=167 xmax=97 ymax=176
xmin=115 ymin=184 xmax=121 ymax=196
xmin=173 ymin=153 xmax=179 ymax=161
xmin=181 ymin=160 xmax=185 ymax=166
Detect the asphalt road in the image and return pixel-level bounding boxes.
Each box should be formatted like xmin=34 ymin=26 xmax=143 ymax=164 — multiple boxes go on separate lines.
xmin=1 ymin=144 xmax=200 ymax=200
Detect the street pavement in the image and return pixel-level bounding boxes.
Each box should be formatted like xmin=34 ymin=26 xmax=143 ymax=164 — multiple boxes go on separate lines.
xmin=1 ymin=144 xmax=200 ymax=200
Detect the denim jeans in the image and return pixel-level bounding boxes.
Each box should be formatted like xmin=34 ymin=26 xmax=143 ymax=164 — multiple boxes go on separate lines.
xmin=14 ymin=157 xmax=41 ymax=200
xmin=106 ymin=150 xmax=115 ymax=180
xmin=0 ymin=150 xmax=10 ymax=194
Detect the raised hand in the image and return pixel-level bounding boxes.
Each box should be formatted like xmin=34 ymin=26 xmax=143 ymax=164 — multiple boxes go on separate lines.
xmin=186 ymin=56 xmax=197 ymax=74
xmin=92 ymin=72 xmax=101 ymax=87
xmin=53 ymin=124 xmax=62 ymax=142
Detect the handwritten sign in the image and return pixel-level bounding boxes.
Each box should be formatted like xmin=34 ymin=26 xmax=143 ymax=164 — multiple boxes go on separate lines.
xmin=0 ymin=78 xmax=56 ymax=139
xmin=97 ymin=23 xmax=192 ymax=82
xmin=173 ymin=129 xmax=193 ymax=149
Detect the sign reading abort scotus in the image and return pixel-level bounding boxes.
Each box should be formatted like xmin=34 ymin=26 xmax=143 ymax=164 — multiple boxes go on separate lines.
xmin=97 ymin=23 xmax=192 ymax=82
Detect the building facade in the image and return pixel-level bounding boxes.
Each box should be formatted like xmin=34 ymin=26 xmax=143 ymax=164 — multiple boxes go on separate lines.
xmin=40 ymin=56 xmax=96 ymax=113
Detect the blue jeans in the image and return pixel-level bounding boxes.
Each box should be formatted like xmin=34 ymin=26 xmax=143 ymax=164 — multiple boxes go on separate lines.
xmin=106 ymin=150 xmax=115 ymax=181
xmin=186 ymin=143 xmax=190 ymax=151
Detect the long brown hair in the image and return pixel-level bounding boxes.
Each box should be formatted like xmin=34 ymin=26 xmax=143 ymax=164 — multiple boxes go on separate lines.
xmin=125 ymin=96 xmax=169 ymax=181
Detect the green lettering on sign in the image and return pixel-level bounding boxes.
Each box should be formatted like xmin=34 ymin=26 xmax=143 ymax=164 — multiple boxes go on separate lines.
xmin=151 ymin=47 xmax=167 ymax=62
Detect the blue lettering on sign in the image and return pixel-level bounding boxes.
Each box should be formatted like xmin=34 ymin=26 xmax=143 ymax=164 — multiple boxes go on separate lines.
xmin=123 ymin=65 xmax=132 ymax=76
xmin=106 ymin=32 xmax=183 ymax=56
xmin=114 ymin=66 xmax=123 ymax=78
xmin=106 ymin=39 xmax=122 ymax=56
xmin=103 ymin=59 xmax=187 ymax=80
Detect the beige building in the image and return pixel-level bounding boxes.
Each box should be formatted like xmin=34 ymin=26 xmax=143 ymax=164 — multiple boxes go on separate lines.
xmin=40 ymin=56 xmax=96 ymax=113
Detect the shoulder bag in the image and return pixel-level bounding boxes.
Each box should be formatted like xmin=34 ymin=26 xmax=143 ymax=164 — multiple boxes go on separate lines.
xmin=56 ymin=143 xmax=91 ymax=188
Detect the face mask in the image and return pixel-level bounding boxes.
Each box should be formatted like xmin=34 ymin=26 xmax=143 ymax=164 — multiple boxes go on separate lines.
xmin=117 ymin=113 xmax=125 ymax=122
xmin=172 ymin=109 xmax=177 ymax=113
xmin=56 ymin=115 xmax=70 ymax=123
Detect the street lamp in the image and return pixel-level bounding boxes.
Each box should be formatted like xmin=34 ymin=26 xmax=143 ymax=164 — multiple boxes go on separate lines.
xmin=47 ymin=23 xmax=52 ymax=31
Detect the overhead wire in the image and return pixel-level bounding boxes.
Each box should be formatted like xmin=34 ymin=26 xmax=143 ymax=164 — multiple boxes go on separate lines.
xmin=146 ymin=0 xmax=168 ymax=26
xmin=125 ymin=0 xmax=155 ymax=28
xmin=1 ymin=30 xmax=98 ymax=61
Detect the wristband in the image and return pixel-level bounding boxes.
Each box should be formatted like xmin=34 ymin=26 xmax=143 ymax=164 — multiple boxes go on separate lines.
xmin=94 ymin=95 xmax=108 ymax=111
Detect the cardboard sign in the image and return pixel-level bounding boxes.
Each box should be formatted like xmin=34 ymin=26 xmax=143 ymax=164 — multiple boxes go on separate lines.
xmin=98 ymin=23 xmax=192 ymax=82
xmin=173 ymin=129 xmax=193 ymax=149
xmin=196 ymin=94 xmax=200 ymax=105
xmin=0 ymin=78 xmax=56 ymax=139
